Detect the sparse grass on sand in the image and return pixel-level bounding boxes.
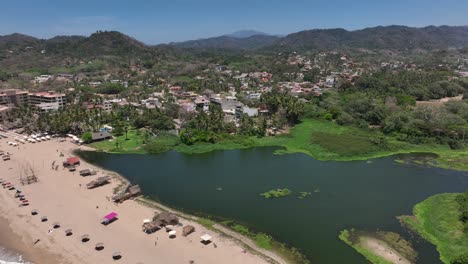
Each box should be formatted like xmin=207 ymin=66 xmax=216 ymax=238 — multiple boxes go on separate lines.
xmin=399 ymin=193 xmax=468 ymax=264
xmin=339 ymin=229 xmax=416 ymax=264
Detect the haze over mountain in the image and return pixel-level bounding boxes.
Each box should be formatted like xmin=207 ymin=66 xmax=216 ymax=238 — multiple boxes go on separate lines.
xmin=277 ymin=25 xmax=468 ymax=51
xmin=170 ymin=25 xmax=468 ymax=51
xmin=226 ymin=30 xmax=270 ymax=38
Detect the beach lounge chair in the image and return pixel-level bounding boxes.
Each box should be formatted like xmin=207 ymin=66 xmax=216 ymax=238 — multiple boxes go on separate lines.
xmin=81 ymin=234 xmax=90 ymax=242
xmin=112 ymin=252 xmax=122 ymax=260
xmin=95 ymin=242 xmax=105 ymax=251
xmin=65 ymin=229 xmax=73 ymax=236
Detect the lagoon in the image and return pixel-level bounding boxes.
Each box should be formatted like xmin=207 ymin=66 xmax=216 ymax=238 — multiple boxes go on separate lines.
xmin=79 ymin=147 xmax=468 ymax=264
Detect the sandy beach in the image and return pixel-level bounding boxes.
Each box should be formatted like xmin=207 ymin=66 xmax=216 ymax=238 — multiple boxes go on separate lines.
xmin=0 ymin=136 xmax=286 ymax=264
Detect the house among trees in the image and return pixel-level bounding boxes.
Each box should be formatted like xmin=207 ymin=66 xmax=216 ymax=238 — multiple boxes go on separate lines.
xmin=91 ymin=131 xmax=112 ymax=142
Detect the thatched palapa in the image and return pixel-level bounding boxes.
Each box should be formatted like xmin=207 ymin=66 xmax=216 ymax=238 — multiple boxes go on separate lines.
xmin=152 ymin=212 xmax=179 ymax=226
xmin=112 ymin=184 xmax=141 ymax=203
xmin=142 ymin=221 xmax=162 ymax=234
xmin=86 ymin=176 xmax=111 ymax=189
xmin=183 ymin=225 xmax=195 ymax=236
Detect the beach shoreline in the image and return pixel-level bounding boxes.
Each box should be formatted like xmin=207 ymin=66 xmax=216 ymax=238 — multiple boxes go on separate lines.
xmin=0 ymin=214 xmax=64 ymax=264
xmin=0 ymin=136 xmax=288 ymax=264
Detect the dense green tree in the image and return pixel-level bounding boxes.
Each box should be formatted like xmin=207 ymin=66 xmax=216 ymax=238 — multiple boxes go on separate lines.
xmin=81 ymin=132 xmax=93 ymax=143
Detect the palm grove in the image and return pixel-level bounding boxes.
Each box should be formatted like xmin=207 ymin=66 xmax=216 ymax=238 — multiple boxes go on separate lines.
xmin=4 ymin=68 xmax=468 ymax=152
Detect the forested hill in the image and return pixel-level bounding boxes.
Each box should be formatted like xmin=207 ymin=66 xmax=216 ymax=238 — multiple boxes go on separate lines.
xmin=2 ymin=25 xmax=468 ymax=56
xmin=1 ymin=25 xmax=468 ymax=70
xmin=275 ymin=25 xmax=468 ymax=51
xmin=0 ymin=31 xmax=178 ymax=70
xmin=0 ymin=31 xmax=151 ymax=57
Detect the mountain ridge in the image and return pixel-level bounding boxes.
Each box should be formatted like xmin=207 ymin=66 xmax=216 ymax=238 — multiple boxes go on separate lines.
xmin=1 ymin=25 xmax=468 ymax=59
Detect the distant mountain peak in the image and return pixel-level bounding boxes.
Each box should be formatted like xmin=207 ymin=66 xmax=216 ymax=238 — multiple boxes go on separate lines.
xmin=226 ymin=30 xmax=269 ymax=38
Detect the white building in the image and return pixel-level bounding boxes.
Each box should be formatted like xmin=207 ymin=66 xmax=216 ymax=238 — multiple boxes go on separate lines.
xmin=29 ymin=91 xmax=66 ymax=111
xmin=34 ymin=75 xmax=53 ymax=84
xmin=36 ymin=102 xmax=61 ymax=113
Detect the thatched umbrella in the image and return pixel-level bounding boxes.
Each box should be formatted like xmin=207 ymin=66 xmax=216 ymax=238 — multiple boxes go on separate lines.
xmin=41 ymin=216 xmax=48 ymax=222
xmin=31 ymin=209 xmax=38 ymax=216
xmin=81 ymin=234 xmax=90 ymax=243
xmin=52 ymin=222 xmax=61 ymax=229
xmin=183 ymin=225 xmax=195 ymax=236
xmin=112 ymin=251 xmax=122 ymax=260
xmin=65 ymin=229 xmax=73 ymax=236
xmin=95 ymin=242 xmax=105 ymax=251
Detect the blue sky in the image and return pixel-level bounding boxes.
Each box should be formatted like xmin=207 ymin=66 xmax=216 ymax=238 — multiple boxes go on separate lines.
xmin=1 ymin=0 xmax=467 ymax=44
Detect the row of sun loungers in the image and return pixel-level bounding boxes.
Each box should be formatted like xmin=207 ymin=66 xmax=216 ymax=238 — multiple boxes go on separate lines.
xmin=1 ymin=179 xmax=29 ymax=206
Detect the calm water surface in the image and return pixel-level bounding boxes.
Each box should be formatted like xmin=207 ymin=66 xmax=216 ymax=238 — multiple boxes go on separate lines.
xmin=79 ymin=147 xmax=468 ymax=264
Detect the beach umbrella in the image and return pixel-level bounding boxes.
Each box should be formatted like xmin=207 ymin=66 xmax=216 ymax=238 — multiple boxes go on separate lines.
xmin=201 ymin=234 xmax=212 ymax=241
xmin=169 ymin=230 xmax=177 ymax=238
xmin=200 ymin=234 xmax=212 ymax=245
xmin=65 ymin=229 xmax=73 ymax=236
xmin=41 ymin=216 xmax=48 ymax=222
xmin=143 ymin=219 xmax=151 ymax=223
xmin=112 ymin=251 xmax=122 ymax=260
xmin=52 ymin=222 xmax=61 ymax=229
xmin=81 ymin=234 xmax=90 ymax=243
xmin=165 ymin=225 xmax=174 ymax=231
xmin=95 ymin=242 xmax=105 ymax=251
xmin=31 ymin=209 xmax=38 ymax=216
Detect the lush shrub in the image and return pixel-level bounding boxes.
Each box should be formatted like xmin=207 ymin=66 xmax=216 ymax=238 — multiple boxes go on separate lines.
xmin=451 ymin=253 xmax=468 ymax=264
xmin=81 ymin=132 xmax=93 ymax=143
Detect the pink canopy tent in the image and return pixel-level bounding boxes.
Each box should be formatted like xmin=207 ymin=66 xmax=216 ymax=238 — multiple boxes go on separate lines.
xmin=101 ymin=212 xmax=118 ymax=225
